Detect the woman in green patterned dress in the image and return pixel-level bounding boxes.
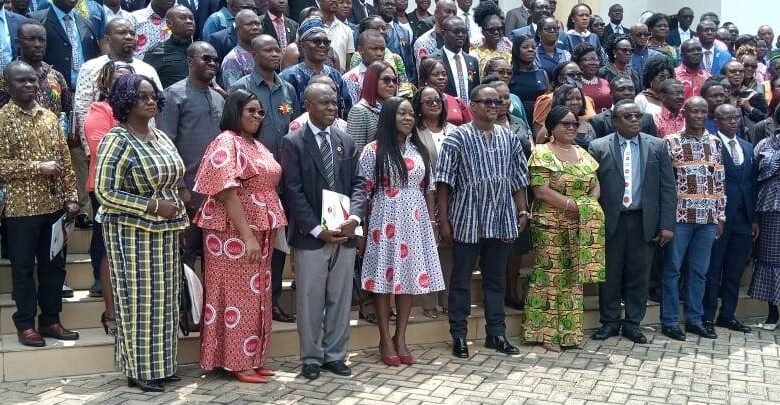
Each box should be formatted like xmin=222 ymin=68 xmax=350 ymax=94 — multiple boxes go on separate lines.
xmin=523 ymin=105 xmax=606 ymax=352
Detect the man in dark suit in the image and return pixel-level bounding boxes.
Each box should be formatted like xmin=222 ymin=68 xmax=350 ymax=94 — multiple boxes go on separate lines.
xmin=603 ymin=3 xmax=627 ymax=38
xmin=280 ymin=82 xmax=365 ymax=381
xmin=668 ymin=7 xmax=696 ymax=47
xmin=504 ymin=0 xmax=531 ymax=36
xmin=347 ymin=0 xmax=372 ymax=25
xmin=31 ymin=0 xmax=100 ymax=89
xmin=259 ymin=0 xmax=298 ymax=48
xmin=430 ymin=16 xmax=478 ymax=103
xmin=590 ymin=77 xmax=658 ymax=138
xmin=1 ymin=5 xmax=26 ymax=65
xmin=588 ymin=99 xmax=677 ymax=344
xmin=207 ymin=24 xmax=236 ymax=62
xmin=698 ymin=20 xmax=731 ymax=75
xmin=289 ymin=0 xmax=316 ymax=24
xmin=703 ymin=103 xmax=757 ymax=334
xmin=510 ymin=0 xmax=551 ymax=41
xmin=180 ymin=0 xmax=219 ymax=40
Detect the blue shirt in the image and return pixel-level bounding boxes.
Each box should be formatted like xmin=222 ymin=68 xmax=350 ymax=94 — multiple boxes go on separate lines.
xmin=0 ymin=9 xmax=13 ymax=68
xmin=202 ymin=7 xmax=233 ymax=40
xmin=435 ymin=122 xmax=530 ymax=243
xmin=279 ymin=62 xmax=354 ymax=120
xmin=618 ymin=134 xmax=642 ymax=210
xmin=50 ymin=3 xmax=82 ymax=85
xmin=535 ymin=44 xmax=570 ymax=81
xmin=631 ymin=48 xmax=662 ymax=89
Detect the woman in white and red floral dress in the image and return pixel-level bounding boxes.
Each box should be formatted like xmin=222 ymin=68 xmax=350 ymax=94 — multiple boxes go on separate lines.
xmin=193 ymin=90 xmax=286 ymax=383
xmin=360 ymin=97 xmax=444 ymax=367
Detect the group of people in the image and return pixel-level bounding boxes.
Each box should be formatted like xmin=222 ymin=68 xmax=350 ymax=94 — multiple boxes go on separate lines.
xmin=0 ymin=0 xmax=779 ymax=395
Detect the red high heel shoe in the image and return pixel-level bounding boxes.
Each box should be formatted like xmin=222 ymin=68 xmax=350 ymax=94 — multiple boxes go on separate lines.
xmin=254 ymin=367 xmax=275 ymax=376
xmin=379 ymin=342 xmax=400 ymax=367
xmin=232 ymin=371 xmax=269 ymax=383
xmin=393 ymin=336 xmax=414 ymax=365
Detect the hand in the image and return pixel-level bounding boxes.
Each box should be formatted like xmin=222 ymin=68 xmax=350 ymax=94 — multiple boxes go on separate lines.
xmin=338 ymin=219 xmax=359 ymax=237
xmin=178 ymin=188 xmax=195 ymax=214
xmin=438 ymin=220 xmax=453 ymax=246
xmin=752 ymin=223 xmax=760 ymax=242
xmin=64 ymin=201 xmax=80 ymax=218
xmin=149 ymin=199 xmax=182 ymax=219
xmin=657 ymin=229 xmax=674 ymax=247
xmin=245 ymin=237 xmax=261 ymax=263
xmin=517 ymin=215 xmax=529 ymax=232
xmin=716 ymin=221 xmax=725 ymax=239
xmin=356 ymin=236 xmax=366 ymax=256
xmin=318 ymin=229 xmax=349 ymax=244
xmin=38 ymin=161 xmax=64 ymax=177
xmin=564 ymin=199 xmax=579 ymax=220
xmin=210 ymin=80 xmax=227 ymax=97
xmin=739 ymin=97 xmax=752 ymax=111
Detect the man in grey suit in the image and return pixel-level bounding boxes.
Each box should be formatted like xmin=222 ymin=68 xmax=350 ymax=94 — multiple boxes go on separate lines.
xmin=590 ymin=77 xmax=658 ymax=138
xmin=588 ymin=100 xmax=677 ymax=343
xmin=280 ymin=83 xmax=366 ymax=381
xmin=504 ymin=0 xmax=532 ymax=36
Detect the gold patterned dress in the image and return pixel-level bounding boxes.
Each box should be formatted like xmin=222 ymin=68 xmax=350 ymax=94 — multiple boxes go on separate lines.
xmin=523 ymin=144 xmax=606 ymax=347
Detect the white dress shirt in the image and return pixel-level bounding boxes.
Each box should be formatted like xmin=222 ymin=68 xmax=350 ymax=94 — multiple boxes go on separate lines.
xmin=718 ymin=132 xmax=744 ymax=165
xmin=609 ymin=23 xmax=624 ymax=35
xmin=457 ymin=8 xmax=482 ymax=46
xmin=678 ymin=28 xmax=693 ymax=43
xmin=442 ymin=47 xmax=469 ymax=102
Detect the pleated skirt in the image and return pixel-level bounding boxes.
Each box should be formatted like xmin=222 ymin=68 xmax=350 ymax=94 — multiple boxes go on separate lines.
xmin=104 ymin=222 xmax=180 ymax=380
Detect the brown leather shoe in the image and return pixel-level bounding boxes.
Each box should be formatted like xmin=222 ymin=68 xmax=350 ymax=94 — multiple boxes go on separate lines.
xmin=39 ymin=323 xmax=79 ymax=340
xmin=18 ymin=328 xmax=45 ymax=347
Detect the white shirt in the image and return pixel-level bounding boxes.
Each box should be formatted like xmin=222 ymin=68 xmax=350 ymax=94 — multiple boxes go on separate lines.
xmin=718 ymin=132 xmax=744 ymax=165
xmin=323 ymin=18 xmax=355 ymax=72
xmin=104 ymin=5 xmax=131 ymax=21
xmin=610 ymin=23 xmax=624 ymax=35
xmin=679 ymin=28 xmax=693 ymax=43
xmin=457 ymin=8 xmax=483 ymax=46
xmin=442 ymin=47 xmax=469 ymax=102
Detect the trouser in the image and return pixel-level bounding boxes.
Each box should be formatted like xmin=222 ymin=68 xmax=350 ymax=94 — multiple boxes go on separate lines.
xmin=294 ymin=244 xmax=356 ymax=365
xmin=704 ymin=227 xmax=752 ymax=322
xmin=599 ymin=211 xmax=654 ymax=328
xmin=449 ymin=238 xmax=512 ymax=339
xmin=3 ymin=211 xmax=67 ymax=331
xmin=88 ymin=193 xmax=105 ymax=281
xmin=271 ymin=248 xmax=285 ymax=308
xmin=660 ymin=223 xmax=717 ymax=327
xmin=70 ymin=146 xmax=90 ymax=214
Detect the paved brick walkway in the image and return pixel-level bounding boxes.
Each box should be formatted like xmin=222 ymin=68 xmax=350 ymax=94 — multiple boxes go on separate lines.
xmin=2 ymin=324 xmax=779 ymax=404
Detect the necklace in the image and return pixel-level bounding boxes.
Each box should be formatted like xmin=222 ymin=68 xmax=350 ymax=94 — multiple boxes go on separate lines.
xmin=582 ymin=76 xmax=598 ymax=85
xmin=552 ymin=141 xmax=572 ymax=151
xmin=124 ymin=122 xmax=154 ymax=141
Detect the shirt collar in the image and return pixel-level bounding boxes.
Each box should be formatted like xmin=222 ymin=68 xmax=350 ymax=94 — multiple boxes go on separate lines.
xmin=9 ymin=100 xmax=43 ymax=117
xmin=50 ymin=3 xmax=76 ymax=20
xmin=443 ymin=46 xmax=462 ymax=59
xmin=308 ymin=121 xmax=331 ymax=136
xmin=0 ymin=8 xmax=6 ymax=21
xmin=618 ymin=133 xmax=639 ymax=145
xmin=679 ymin=27 xmax=691 ymax=34
xmin=267 ymin=11 xmax=283 ymax=22
xmin=251 ymin=70 xmax=281 ymax=89
xmin=718 ymin=131 xmax=738 ymax=142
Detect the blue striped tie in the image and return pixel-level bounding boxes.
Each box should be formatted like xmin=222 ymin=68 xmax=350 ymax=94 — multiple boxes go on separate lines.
xmin=319 ymin=132 xmax=335 ymax=190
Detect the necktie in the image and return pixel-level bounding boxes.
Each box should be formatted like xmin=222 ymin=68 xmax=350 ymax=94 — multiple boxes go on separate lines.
xmin=729 ymin=139 xmax=742 ymax=165
xmin=62 ymin=15 xmax=82 ymax=71
xmin=622 ymin=140 xmax=633 ymax=208
xmin=615 ymin=25 xmax=622 ymax=34
xmin=453 ymin=53 xmax=468 ymax=103
xmin=319 ymin=132 xmax=335 ymax=190
xmin=273 ymin=15 xmax=287 ymax=48
xmin=704 ymin=50 xmax=712 ymax=72
xmin=464 ymin=12 xmax=470 ymax=31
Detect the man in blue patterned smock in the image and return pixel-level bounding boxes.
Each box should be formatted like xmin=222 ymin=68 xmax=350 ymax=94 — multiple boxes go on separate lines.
xmin=280 ymin=16 xmax=353 ymax=119
xmin=436 ymin=84 xmax=530 ymax=359
xmin=220 ymin=9 xmax=260 ymax=89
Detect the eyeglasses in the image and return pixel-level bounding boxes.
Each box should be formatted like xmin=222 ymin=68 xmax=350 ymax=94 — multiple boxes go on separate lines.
xmin=492 ymin=68 xmax=512 ymax=76
xmin=742 ymin=63 xmax=758 ymax=69
xmin=558 ymin=120 xmax=580 ymax=129
xmin=472 ymin=98 xmax=502 ymax=107
xmin=565 ymin=72 xmax=584 ymax=79
xmin=616 ymin=47 xmax=634 ymax=54
xmin=717 ymin=115 xmax=741 ymax=122
xmin=246 ymin=107 xmax=266 ymax=118
xmin=484 ymin=26 xmax=504 ymax=35
xmin=542 ymin=26 xmax=560 ymax=33
xmin=379 ymin=75 xmax=400 ymax=85
xmin=422 ymin=97 xmax=442 ymax=107
xmin=446 ymin=28 xmax=468 ymax=35
xmin=619 ymin=112 xmax=641 ymax=120
xmin=307 ymin=38 xmax=332 ymax=47
xmin=634 ymin=32 xmax=651 ymax=38
xmin=199 ymin=55 xmax=219 ymax=64
xmin=137 ymin=93 xmax=158 ymax=103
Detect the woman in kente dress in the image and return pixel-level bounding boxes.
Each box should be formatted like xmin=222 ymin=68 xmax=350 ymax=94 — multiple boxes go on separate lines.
xmin=194 ymin=90 xmax=287 ymax=383
xmin=523 ymin=106 xmax=606 ymax=352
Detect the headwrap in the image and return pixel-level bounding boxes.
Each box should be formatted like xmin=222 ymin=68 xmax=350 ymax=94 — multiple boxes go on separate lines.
xmin=298 ymin=16 xmax=327 ymax=42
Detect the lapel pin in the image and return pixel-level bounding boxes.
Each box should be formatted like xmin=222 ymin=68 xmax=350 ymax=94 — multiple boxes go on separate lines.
xmin=337 ymin=144 xmax=343 ymax=154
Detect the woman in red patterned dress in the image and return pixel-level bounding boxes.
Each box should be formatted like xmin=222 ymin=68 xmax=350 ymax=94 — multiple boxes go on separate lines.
xmin=193 ymin=89 xmax=287 ymax=383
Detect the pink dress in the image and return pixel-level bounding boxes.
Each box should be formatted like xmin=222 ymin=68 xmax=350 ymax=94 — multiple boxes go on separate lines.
xmin=193 ymin=131 xmax=287 ymax=372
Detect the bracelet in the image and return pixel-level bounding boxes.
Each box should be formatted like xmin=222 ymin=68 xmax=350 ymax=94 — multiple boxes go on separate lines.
xmin=564 ymin=199 xmax=571 ymax=212
xmin=153 ymin=199 xmax=159 ymax=214
xmin=518 ymin=210 xmax=530 ymax=217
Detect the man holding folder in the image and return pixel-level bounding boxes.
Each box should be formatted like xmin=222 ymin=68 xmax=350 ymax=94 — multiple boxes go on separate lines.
xmin=281 ymin=82 xmax=366 ymax=381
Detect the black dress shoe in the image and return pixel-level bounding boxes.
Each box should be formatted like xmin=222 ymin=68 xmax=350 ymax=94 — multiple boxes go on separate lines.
xmin=647 ymin=289 xmax=661 ymax=303
xmin=591 ymin=325 xmax=620 ymax=340
xmin=661 ymin=325 xmax=686 ymax=341
xmin=685 ymin=323 xmax=718 ymax=339
xmin=452 ymin=338 xmax=469 ymax=358
xmin=39 ymin=323 xmax=79 ymax=340
xmin=159 ymin=375 xmax=182 ymax=383
xmin=621 ymin=327 xmax=648 ymax=344
xmin=702 ymin=320 xmax=715 ymax=334
xmin=716 ymin=318 xmax=752 ymax=333
xmin=301 ymin=364 xmax=320 ymax=380
xmin=127 ymin=378 xmax=164 ymax=392
xmin=485 ymin=335 xmax=520 ymax=355
xmin=322 ymin=360 xmax=351 ymax=376
xmin=272 ymin=306 xmax=296 ymax=323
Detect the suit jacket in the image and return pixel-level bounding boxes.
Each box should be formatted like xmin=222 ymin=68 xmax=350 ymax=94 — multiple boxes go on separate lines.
xmin=589 ymin=110 xmax=658 ymax=139
xmin=701 ymin=45 xmax=732 ymax=75
xmin=588 ymin=133 xmax=677 ymax=242
xmin=280 ymin=125 xmax=366 ymax=250
xmin=721 ymin=136 xmax=757 ymax=233
xmin=430 ymin=48 xmax=479 ymax=101
xmin=181 ymin=0 xmax=219 ymax=40
xmin=504 ymin=6 xmax=530 ymax=36
xmin=259 ymin=13 xmax=298 ymax=45
xmin=667 ymin=28 xmax=696 ymax=47
xmin=4 ymin=10 xmax=26 ymax=60
xmin=31 ymin=8 xmax=100 ymax=88
xmin=289 ymin=0 xmax=317 ymax=25
xmin=347 ymin=0 xmax=373 ymax=25
xmin=207 ymin=26 xmax=236 ymax=63
xmin=603 ymin=23 xmax=628 ymax=39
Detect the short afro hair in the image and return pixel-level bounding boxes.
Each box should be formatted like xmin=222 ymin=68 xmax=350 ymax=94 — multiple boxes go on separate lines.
xmin=109 ymin=74 xmax=164 ymax=123
xmin=645 ymin=13 xmax=669 ymax=30
xmin=604 ymin=33 xmax=632 ymax=63
xmin=642 ymin=54 xmax=676 ymax=89
xmin=473 ymin=0 xmax=503 ymax=29
xmin=571 ymin=42 xmax=597 ymax=64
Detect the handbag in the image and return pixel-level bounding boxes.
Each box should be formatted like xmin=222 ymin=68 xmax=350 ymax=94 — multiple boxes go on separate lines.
xmin=179 ymin=262 xmax=203 ymax=335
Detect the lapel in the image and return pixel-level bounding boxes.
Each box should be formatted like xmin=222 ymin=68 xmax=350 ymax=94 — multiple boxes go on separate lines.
xmin=609 ymin=133 xmax=623 ymax=174
xmin=439 ymin=51 xmax=456 ymax=96
xmin=303 ymin=126 xmax=327 ymax=180
xmin=46 ymin=9 xmax=69 ymax=44
xmin=261 ymin=16 xmax=277 ymax=41
xmin=330 ymin=130 xmax=344 ymax=185
xmin=75 ymin=14 xmax=95 ymax=46
xmin=722 ymin=143 xmax=736 ymax=172
xmin=285 ymin=19 xmax=296 ymax=42
xmin=639 ymin=133 xmax=650 ymax=180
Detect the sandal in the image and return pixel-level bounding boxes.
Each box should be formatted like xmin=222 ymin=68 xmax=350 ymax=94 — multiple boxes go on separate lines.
xmin=422 ymin=308 xmax=439 ymax=319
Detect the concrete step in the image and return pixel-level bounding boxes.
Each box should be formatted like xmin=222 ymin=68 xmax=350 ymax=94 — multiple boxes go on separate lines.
xmin=0 ymin=254 xmax=94 ymax=294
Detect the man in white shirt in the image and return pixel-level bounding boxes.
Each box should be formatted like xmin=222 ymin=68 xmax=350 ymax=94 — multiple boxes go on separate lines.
xmin=604 ymin=3 xmax=626 ymax=37
xmin=455 ymin=0 xmax=480 ymax=47
xmin=104 ymin=0 xmax=131 ymax=21
xmin=432 ymin=16 xmax=479 ymax=103
xmin=669 ymin=7 xmax=696 ymax=47
xmin=319 ymin=0 xmax=354 ymax=72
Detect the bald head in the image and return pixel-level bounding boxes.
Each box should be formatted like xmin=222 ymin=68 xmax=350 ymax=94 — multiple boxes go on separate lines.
xmin=684 ymin=96 xmax=709 ymax=130
xmin=435 ymin=0 xmax=457 ymax=27
xmin=106 ymin=18 xmax=134 ymax=35
xmin=251 ymin=34 xmax=282 ymax=71
xmin=304 ymin=82 xmax=338 ymax=129
xmin=714 ymin=103 xmax=741 ymax=136
xmin=166 ymin=5 xmax=195 ymax=40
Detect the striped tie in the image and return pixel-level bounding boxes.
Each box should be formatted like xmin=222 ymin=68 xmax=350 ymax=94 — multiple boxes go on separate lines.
xmin=63 ymin=15 xmax=82 ymax=71
xmin=319 ymin=132 xmax=335 ymax=190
